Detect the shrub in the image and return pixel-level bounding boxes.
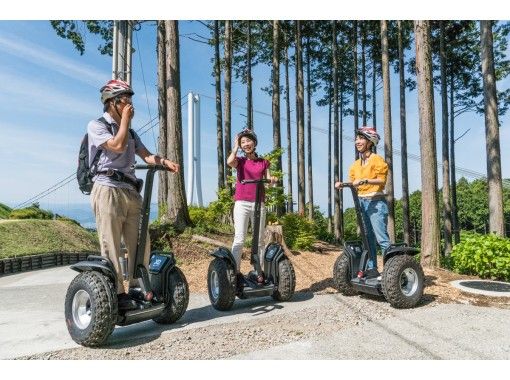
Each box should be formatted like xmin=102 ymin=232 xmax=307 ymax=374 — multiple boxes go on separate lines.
xmin=281 ymin=213 xmax=315 ymax=250
xmin=450 ymin=233 xmax=510 ymax=282
xmin=9 ymin=205 xmax=53 ymax=220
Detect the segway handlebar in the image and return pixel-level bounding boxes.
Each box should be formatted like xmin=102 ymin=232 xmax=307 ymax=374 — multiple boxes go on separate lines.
xmin=132 ymin=164 xmax=170 ymax=171
xmin=336 ymin=180 xmax=368 ymax=189
xmin=241 ymin=178 xmax=271 ymax=184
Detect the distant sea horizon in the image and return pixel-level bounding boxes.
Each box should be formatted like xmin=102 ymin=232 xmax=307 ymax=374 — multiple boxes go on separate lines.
xmin=26 ymin=203 xmax=159 ymax=230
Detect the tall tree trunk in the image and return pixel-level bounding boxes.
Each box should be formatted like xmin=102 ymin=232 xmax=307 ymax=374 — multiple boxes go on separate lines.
xmin=352 ymin=20 xmax=359 ymax=158
xmin=372 ymin=55 xmax=377 ymax=127
xmin=480 ymin=20 xmax=506 ymax=236
xmin=328 ymin=73 xmax=333 ymax=233
xmin=246 ymin=21 xmax=253 ymax=130
xmin=272 ymin=20 xmax=283 ymax=216
xmin=306 ymin=38 xmax=314 ymax=220
xmin=440 ymin=21 xmax=453 ymax=254
xmin=361 ymin=24 xmax=367 ymax=125
xmin=398 ymin=20 xmax=411 ymax=245
xmin=414 ymin=20 xmax=440 ymax=268
xmin=381 ymin=20 xmax=395 ymax=242
xmin=224 ymin=21 xmax=233 ymax=189
xmin=285 ymin=43 xmax=293 ymax=213
xmin=449 ymin=75 xmax=460 ymax=243
xmin=296 ymin=20 xmax=306 ymax=215
xmin=164 ymin=20 xmax=191 ymax=230
xmin=157 ymin=21 xmax=168 ymax=214
xmin=332 ymin=20 xmax=342 ymax=241
xmin=214 ymin=21 xmax=225 ymax=191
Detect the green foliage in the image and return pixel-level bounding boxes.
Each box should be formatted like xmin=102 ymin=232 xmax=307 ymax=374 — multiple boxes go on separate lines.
xmin=450 ymin=233 xmax=510 ymax=281
xmin=309 ymin=204 xmax=335 ymax=243
xmin=280 ymin=213 xmax=315 ymax=250
xmin=50 ymin=20 xmax=114 ymax=56
xmin=0 ymin=203 xmax=12 ymax=219
xmin=9 ymin=204 xmax=54 ymax=220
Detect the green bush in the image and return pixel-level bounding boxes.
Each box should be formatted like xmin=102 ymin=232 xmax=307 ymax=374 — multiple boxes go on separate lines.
xmin=281 ymin=213 xmax=315 ymax=250
xmin=9 ymin=205 xmax=54 ymax=220
xmin=450 ymin=233 xmax=510 ymax=281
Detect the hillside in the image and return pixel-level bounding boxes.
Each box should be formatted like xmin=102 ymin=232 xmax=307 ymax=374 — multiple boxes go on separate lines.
xmin=0 ymin=203 xmax=11 ymax=219
xmin=0 ymin=219 xmax=99 ymax=258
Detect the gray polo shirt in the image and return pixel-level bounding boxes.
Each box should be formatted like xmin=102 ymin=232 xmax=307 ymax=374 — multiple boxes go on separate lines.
xmin=87 ymin=112 xmax=146 ymax=189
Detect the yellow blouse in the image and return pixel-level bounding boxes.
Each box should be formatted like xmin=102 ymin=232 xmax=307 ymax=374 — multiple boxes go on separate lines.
xmin=348 ymin=153 xmax=388 ymax=197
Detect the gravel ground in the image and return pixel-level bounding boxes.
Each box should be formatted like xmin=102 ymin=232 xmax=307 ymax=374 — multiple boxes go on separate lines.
xmin=19 ymin=237 xmax=510 ymax=360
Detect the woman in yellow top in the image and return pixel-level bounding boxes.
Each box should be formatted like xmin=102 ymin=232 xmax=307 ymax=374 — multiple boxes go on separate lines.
xmin=335 ymin=126 xmax=390 ymax=278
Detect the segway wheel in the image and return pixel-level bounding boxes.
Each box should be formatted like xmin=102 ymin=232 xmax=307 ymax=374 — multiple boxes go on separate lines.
xmin=381 ymin=254 xmax=424 ymax=309
xmin=272 ymin=258 xmax=296 ymax=301
xmin=333 ymin=253 xmax=358 ymax=296
xmin=64 ymin=271 xmax=117 ymax=347
xmin=207 ymin=257 xmax=236 ymax=311
xmin=153 ymin=267 xmax=189 ymax=324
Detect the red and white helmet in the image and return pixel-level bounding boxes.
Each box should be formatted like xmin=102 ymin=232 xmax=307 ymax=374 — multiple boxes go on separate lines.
xmin=100 ymin=79 xmax=134 ymax=104
xmin=356 ymin=126 xmax=380 ymax=146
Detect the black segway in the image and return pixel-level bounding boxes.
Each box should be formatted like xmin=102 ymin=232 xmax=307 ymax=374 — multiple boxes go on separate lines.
xmin=64 ymin=164 xmax=189 ymax=347
xmin=207 ymin=178 xmax=295 ymax=311
xmin=333 ymin=183 xmax=424 ymax=308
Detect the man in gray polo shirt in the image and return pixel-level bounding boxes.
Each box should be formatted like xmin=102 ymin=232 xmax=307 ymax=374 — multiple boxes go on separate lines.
xmin=88 ymin=79 xmax=179 ymax=310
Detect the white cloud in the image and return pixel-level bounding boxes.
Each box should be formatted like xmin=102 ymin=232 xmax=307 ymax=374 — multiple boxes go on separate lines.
xmin=0 ymin=33 xmax=105 ymax=88
xmin=0 ymin=70 xmax=97 ymax=118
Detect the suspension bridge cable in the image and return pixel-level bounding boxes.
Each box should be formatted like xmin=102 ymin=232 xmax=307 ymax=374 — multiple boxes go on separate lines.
xmin=196 ymin=92 xmax=497 ymax=183
xmin=134 ymin=28 xmax=158 ymax=151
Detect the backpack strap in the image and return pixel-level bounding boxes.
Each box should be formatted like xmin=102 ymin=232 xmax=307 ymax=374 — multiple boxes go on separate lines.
xmin=89 ymin=117 xmax=137 ymax=179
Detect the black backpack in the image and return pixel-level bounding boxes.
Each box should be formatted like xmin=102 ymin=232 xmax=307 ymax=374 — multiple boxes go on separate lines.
xmin=77 ymin=117 xmax=112 ymax=195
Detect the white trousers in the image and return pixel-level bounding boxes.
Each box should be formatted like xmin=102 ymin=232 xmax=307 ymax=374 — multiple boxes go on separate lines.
xmin=231 ymin=200 xmax=267 ymax=272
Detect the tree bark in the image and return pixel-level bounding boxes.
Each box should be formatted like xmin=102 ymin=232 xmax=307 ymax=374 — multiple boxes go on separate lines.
xmin=224 ymin=21 xmax=233 ymax=189
xmin=272 ymin=20 xmax=283 ymax=217
xmin=328 ymin=72 xmax=333 ymax=233
xmin=157 ymin=21 xmax=168 ymax=213
xmin=372 ymin=55 xmax=377 ymax=128
xmin=296 ymin=21 xmax=306 ymax=215
xmin=398 ymin=20 xmax=411 ymax=245
xmin=163 ymin=20 xmax=191 ymax=231
xmin=306 ymin=37 xmax=314 ymax=220
xmin=332 ymin=21 xmax=343 ymax=241
xmin=246 ymin=21 xmax=253 ymax=130
xmin=449 ymin=75 xmax=460 ymax=243
xmin=414 ymin=20 xmax=440 ymax=268
xmin=480 ymin=20 xmax=506 ymax=236
xmin=380 ymin=20 xmax=395 ymax=242
xmin=440 ymin=21 xmax=453 ymax=254
xmin=352 ymin=20 xmax=359 ymax=158
xmin=284 ymin=42 xmax=293 ymax=213
xmin=214 ymin=21 xmax=225 ymax=191
xmin=361 ymin=23 xmax=367 ymax=126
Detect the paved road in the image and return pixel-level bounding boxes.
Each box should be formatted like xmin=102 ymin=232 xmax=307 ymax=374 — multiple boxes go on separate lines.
xmin=1 ymin=266 xmax=509 ymax=359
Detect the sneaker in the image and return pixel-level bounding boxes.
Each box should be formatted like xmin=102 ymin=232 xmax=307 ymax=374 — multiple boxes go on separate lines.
xmin=117 ymin=293 xmax=137 ymax=311
xmin=364 ymin=268 xmax=380 ymax=280
xmin=256 ymin=273 xmax=265 ymax=284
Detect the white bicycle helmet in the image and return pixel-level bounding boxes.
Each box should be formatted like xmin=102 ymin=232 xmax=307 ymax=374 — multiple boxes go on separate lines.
xmin=100 ymin=79 xmax=134 ymax=104
xmin=356 ymin=126 xmax=380 ymax=146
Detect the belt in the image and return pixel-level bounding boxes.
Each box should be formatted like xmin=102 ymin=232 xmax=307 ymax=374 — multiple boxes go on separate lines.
xmin=97 ymin=168 xmax=140 ymax=190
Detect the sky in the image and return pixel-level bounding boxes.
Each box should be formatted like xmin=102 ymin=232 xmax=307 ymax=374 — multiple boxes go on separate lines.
xmin=0 ymin=2 xmax=509 ymax=218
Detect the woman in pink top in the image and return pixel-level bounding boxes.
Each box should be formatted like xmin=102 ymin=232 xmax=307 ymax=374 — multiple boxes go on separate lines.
xmin=227 ymin=129 xmax=276 ymax=284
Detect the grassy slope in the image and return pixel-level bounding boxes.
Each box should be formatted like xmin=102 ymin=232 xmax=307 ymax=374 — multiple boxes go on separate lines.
xmin=0 ymin=203 xmax=11 ymax=219
xmin=0 ymin=219 xmax=99 ymax=258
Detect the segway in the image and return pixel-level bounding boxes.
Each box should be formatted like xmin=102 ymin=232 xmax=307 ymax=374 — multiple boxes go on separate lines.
xmin=333 ymin=183 xmax=424 ymax=308
xmin=207 ymin=178 xmax=295 ymax=311
xmin=64 ymin=164 xmax=189 ymax=347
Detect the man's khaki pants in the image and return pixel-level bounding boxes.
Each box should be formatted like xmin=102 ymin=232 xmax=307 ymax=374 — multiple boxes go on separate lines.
xmin=91 ymin=183 xmax=151 ymax=294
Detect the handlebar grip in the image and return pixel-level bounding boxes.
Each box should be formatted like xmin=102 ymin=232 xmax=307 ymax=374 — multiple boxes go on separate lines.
xmin=132 ymin=164 xmax=168 ymax=171
xmin=241 ymin=179 xmax=271 ymax=184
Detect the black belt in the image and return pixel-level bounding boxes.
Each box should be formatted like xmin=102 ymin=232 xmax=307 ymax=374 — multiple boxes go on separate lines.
xmin=97 ymin=168 xmax=142 ymax=192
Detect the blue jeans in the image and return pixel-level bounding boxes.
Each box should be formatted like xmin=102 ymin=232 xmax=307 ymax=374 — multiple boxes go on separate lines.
xmin=358 ymin=197 xmax=391 ymax=270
